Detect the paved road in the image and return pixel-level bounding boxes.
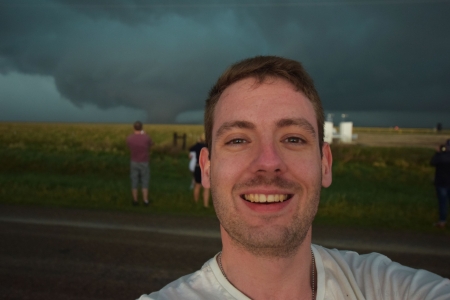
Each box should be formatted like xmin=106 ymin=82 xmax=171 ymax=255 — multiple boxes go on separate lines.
xmin=1 ymin=204 xmax=449 ymax=300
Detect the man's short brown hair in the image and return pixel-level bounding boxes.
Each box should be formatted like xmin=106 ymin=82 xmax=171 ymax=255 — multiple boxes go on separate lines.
xmin=133 ymin=121 xmax=143 ymax=131
xmin=204 ymin=55 xmax=324 ymax=153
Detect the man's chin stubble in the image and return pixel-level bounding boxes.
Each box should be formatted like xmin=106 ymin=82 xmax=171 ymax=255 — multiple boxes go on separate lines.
xmin=223 ymin=216 xmax=312 ymax=258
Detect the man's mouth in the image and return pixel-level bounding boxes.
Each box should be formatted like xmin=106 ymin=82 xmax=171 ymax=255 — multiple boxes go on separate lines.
xmin=242 ymin=194 xmax=292 ymax=203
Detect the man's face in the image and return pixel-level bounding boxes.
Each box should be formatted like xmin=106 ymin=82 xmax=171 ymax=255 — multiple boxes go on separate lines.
xmin=200 ymin=77 xmax=332 ymax=257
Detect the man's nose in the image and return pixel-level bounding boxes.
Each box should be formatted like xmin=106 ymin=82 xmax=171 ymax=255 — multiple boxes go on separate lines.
xmin=250 ymin=141 xmax=286 ymax=174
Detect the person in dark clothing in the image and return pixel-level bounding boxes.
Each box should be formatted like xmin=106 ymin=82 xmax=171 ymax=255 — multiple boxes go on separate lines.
xmin=189 ymin=133 xmax=210 ymax=208
xmin=430 ymin=144 xmax=450 ymax=228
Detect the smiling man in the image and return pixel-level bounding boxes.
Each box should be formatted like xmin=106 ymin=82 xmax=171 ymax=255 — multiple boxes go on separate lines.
xmin=138 ymin=56 xmax=450 ymax=299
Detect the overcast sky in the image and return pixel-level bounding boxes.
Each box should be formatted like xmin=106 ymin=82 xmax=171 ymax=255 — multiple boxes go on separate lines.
xmin=1 ymin=0 xmax=449 ymax=127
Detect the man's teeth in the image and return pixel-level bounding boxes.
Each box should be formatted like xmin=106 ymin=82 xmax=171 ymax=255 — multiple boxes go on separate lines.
xmin=244 ymin=194 xmax=288 ymax=203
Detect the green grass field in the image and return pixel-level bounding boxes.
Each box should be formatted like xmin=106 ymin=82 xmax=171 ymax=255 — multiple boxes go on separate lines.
xmin=0 ymin=122 xmax=445 ymax=232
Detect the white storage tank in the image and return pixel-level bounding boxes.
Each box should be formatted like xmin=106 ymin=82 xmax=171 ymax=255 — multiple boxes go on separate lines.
xmin=324 ymin=121 xmax=334 ymax=144
xmin=339 ymin=122 xmax=353 ymax=143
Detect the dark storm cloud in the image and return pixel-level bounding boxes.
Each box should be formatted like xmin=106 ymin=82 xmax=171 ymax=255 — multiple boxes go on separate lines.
xmin=1 ymin=0 xmax=449 ymax=123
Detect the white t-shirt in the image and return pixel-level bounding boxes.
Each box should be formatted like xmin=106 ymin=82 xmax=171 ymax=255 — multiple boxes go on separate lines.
xmin=188 ymin=151 xmax=196 ymax=172
xmin=137 ymin=244 xmax=450 ymax=300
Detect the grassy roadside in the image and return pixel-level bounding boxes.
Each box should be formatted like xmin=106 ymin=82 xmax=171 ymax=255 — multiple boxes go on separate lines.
xmin=0 ymin=148 xmax=212 ymax=216
xmin=0 ymin=122 xmax=445 ymax=233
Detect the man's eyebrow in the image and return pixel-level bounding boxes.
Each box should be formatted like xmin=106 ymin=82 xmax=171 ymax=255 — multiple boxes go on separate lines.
xmin=215 ymin=120 xmax=255 ymax=140
xmin=276 ymin=118 xmax=316 ymax=137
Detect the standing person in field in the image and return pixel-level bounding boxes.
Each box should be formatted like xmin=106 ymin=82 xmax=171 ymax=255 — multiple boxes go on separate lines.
xmin=126 ymin=121 xmax=153 ymax=206
xmin=430 ymin=143 xmax=450 ymax=228
xmin=138 ymin=56 xmax=450 ymax=299
xmin=188 ymin=149 xmax=196 ymax=189
xmin=189 ymin=133 xmax=210 ymax=208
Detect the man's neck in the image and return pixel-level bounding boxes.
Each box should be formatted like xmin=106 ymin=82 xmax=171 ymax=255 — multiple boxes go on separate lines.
xmin=219 ymin=226 xmax=314 ymax=300
xmin=134 ymin=130 xmax=142 ymax=134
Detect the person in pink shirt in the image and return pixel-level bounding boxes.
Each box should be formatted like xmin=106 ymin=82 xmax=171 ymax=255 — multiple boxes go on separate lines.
xmin=126 ymin=121 xmax=153 ymax=206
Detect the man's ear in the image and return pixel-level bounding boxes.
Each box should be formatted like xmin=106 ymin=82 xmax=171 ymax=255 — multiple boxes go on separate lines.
xmin=200 ymin=147 xmax=211 ymax=188
xmin=321 ymin=142 xmax=332 ymax=188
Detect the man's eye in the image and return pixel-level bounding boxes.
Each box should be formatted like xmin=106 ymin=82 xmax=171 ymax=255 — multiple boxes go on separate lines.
xmin=226 ymin=139 xmax=246 ymax=145
xmin=284 ymin=137 xmax=304 ymax=143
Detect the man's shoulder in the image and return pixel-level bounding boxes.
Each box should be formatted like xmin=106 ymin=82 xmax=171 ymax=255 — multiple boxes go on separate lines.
xmin=440 ymin=151 xmax=450 ymax=161
xmin=137 ymin=258 xmax=216 ymax=300
xmin=316 ymin=244 xmax=435 ymax=276
xmin=189 ymin=143 xmax=199 ymax=152
xmin=314 ymin=245 xmax=450 ymax=299
xmin=128 ymin=133 xmax=151 ymax=142
xmin=315 ymin=244 xmax=393 ymax=271
xmin=137 ymin=255 xmax=245 ymax=300
xmin=137 ymin=271 xmax=205 ymax=300
xmin=432 ymin=151 xmax=450 ymax=164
